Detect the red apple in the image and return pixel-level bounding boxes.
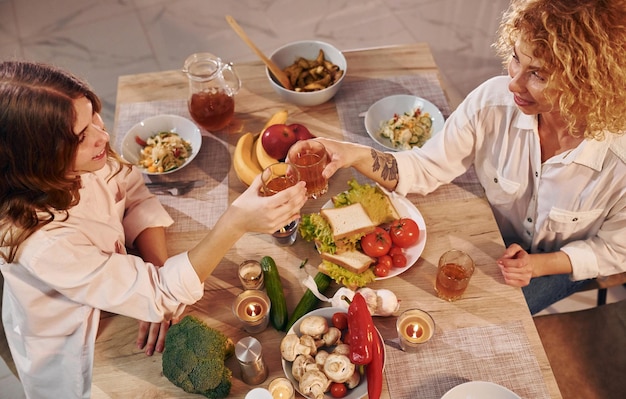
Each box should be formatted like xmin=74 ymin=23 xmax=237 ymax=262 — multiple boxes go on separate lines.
xmin=289 ymin=123 xmax=315 ymax=141
xmin=261 ymin=124 xmax=297 ymax=160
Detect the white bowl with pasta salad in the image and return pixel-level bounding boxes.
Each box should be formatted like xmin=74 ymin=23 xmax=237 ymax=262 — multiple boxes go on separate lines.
xmin=364 ymin=94 xmax=445 ymax=151
xmin=121 ymin=114 xmax=202 ymax=175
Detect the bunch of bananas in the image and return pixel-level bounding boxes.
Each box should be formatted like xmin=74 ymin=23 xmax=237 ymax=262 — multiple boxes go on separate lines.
xmin=233 ymin=110 xmax=288 ymax=186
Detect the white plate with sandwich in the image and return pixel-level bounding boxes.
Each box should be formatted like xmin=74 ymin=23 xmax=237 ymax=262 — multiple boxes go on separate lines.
xmin=321 ymin=194 xmax=426 ymax=281
xmin=299 ymin=181 xmax=426 ymax=288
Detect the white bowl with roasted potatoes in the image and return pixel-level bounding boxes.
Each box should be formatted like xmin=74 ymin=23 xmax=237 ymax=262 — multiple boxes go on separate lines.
xmin=266 ymin=40 xmax=347 ymax=107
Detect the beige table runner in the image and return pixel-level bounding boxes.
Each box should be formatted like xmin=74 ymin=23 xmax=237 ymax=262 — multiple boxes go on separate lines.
xmin=383 ymin=320 xmax=550 ymax=399
xmin=113 ymin=99 xmax=230 ymax=233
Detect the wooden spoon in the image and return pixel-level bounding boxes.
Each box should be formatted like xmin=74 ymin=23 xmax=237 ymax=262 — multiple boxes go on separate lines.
xmin=225 ymin=15 xmax=293 ymax=91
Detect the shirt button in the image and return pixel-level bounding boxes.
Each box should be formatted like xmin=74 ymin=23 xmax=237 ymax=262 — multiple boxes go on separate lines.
xmin=493 ymin=177 xmax=498 ymax=183
xmin=526 ymin=231 xmax=532 ymax=236
xmin=535 ymin=171 xmax=539 ymax=177
xmin=527 ymin=217 xmax=533 ymax=223
xmin=572 ymin=217 xmax=578 ymax=221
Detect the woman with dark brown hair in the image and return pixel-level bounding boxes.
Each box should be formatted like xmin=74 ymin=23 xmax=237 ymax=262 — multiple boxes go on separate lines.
xmin=0 ymin=61 xmax=307 ymax=398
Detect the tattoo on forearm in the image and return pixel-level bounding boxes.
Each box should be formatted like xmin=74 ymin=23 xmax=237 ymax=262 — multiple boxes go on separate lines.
xmin=370 ymin=149 xmax=398 ymax=182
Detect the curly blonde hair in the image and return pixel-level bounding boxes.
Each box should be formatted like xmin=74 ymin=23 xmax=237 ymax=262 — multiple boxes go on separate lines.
xmin=494 ymin=0 xmax=626 ymax=139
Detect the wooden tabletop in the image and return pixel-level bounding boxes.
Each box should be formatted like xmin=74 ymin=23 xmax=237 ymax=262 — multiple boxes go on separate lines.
xmin=94 ymin=43 xmax=561 ymax=399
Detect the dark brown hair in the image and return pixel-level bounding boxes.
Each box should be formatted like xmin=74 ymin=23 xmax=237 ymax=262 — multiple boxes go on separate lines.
xmin=0 ymin=61 xmax=126 ymax=262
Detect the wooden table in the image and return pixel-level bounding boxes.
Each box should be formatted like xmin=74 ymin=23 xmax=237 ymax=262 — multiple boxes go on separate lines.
xmin=93 ymin=43 xmax=561 ymax=398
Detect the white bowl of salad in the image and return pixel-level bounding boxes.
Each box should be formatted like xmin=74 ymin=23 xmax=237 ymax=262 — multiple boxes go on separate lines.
xmin=364 ymin=94 xmax=445 ymax=151
xmin=121 ymin=114 xmax=202 ymax=175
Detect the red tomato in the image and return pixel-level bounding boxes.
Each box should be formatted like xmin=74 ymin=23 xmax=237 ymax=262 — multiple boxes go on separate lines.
xmin=388 ymin=246 xmax=404 ymax=257
xmin=330 ymin=382 xmax=348 ymax=398
xmin=392 ymin=253 xmax=407 ymax=268
xmin=332 ymin=312 xmax=349 ymax=330
xmin=374 ymin=263 xmax=390 ymax=277
xmin=389 ymin=218 xmax=420 ymax=248
xmin=361 ymin=227 xmax=392 ymax=257
xmin=377 ymin=255 xmax=393 ymax=270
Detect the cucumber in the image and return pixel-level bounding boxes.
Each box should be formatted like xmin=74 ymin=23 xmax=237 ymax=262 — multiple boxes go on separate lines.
xmin=260 ymin=256 xmax=288 ymax=331
xmin=285 ymin=272 xmax=333 ymax=332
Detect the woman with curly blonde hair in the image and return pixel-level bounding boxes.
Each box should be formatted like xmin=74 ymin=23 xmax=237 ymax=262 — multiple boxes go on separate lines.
xmin=316 ymin=0 xmax=626 ymax=314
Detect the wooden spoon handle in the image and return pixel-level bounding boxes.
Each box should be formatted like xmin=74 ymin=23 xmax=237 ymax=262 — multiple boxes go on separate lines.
xmin=225 ymin=15 xmax=293 ymax=90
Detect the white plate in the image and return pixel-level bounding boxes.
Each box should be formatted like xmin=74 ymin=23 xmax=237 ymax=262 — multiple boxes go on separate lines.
xmin=282 ymin=307 xmax=385 ymax=399
xmin=121 ymin=114 xmax=202 ymax=175
xmin=364 ymin=94 xmax=445 ymax=151
xmin=322 ymin=193 xmax=427 ymax=281
xmin=441 ymin=381 xmax=521 ymax=399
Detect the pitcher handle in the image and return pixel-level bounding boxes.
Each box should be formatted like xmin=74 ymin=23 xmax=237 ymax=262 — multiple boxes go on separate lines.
xmin=222 ymin=62 xmax=241 ymax=95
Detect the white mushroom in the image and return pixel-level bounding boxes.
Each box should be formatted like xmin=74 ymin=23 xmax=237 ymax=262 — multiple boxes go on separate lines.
xmin=333 ymin=343 xmax=351 ymax=356
xmin=292 ymin=354 xmax=316 ymax=382
xmin=299 ymin=369 xmax=330 ymax=399
xmin=299 ymin=315 xmax=329 ymax=338
xmin=314 ymin=350 xmax=329 ymax=369
xmin=345 ymin=370 xmax=361 ymax=389
xmin=322 ymin=353 xmax=355 ymax=383
xmin=318 ymin=327 xmax=342 ymax=347
xmin=280 ymin=334 xmax=311 ymax=362
xmin=299 ymin=334 xmax=318 ymax=356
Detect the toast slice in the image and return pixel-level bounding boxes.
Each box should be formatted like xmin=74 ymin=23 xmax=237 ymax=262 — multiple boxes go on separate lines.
xmin=320 ymin=203 xmax=376 ymax=240
xmin=320 ymin=250 xmax=375 ymax=275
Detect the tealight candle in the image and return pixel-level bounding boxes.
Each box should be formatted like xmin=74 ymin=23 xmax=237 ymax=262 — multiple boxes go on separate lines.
xmin=238 ymin=260 xmax=264 ymax=290
xmin=268 ymin=377 xmax=295 ymax=399
xmin=233 ymin=290 xmax=271 ymax=333
xmin=396 ymin=308 xmax=435 ymax=352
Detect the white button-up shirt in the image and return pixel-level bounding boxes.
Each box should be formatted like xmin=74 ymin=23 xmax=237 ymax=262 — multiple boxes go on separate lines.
xmin=1 ymin=162 xmax=204 ymax=399
xmin=395 ymin=76 xmax=626 ymax=281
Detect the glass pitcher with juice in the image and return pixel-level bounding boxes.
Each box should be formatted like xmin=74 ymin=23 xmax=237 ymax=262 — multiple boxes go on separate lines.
xmin=182 ymin=53 xmax=241 ymax=131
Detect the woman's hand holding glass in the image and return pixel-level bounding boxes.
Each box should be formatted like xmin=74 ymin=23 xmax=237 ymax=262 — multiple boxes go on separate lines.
xmin=231 ymin=173 xmax=307 ymax=235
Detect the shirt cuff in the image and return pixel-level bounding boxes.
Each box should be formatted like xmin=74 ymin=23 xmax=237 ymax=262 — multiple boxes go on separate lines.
xmin=560 ymin=242 xmax=598 ymax=280
xmin=160 ymin=252 xmax=204 ymax=304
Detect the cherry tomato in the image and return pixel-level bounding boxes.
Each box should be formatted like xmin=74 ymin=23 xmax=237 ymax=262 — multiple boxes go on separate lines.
xmin=330 ymin=382 xmax=348 ymax=398
xmin=343 ymin=330 xmax=351 ymax=345
xmin=374 ymin=263 xmax=390 ymax=277
xmin=377 ymin=255 xmax=393 ymax=270
xmin=388 ymin=246 xmax=404 ymax=258
xmin=332 ymin=312 xmax=349 ymax=330
xmin=392 ymin=253 xmax=407 ymax=268
xmin=389 ymin=218 xmax=420 ymax=248
xmin=361 ymin=227 xmax=392 ymax=257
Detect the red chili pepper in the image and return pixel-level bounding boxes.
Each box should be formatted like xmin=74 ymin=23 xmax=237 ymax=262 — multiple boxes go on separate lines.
xmin=366 ymin=333 xmax=384 ymax=399
xmin=347 ymin=292 xmax=375 ymax=365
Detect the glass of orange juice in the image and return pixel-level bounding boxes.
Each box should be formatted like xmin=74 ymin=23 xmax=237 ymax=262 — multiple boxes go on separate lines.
xmin=287 ymin=140 xmax=329 ymax=199
xmin=260 ymin=163 xmax=300 ymax=246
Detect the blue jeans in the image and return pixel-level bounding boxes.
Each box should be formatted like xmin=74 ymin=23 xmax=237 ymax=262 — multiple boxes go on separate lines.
xmin=522 ymin=274 xmax=593 ymax=315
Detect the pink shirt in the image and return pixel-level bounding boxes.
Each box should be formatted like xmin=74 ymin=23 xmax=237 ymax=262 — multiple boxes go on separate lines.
xmin=1 ymin=162 xmax=204 ymax=398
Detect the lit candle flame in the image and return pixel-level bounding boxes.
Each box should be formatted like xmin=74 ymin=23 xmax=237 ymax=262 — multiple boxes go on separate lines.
xmin=407 ymin=322 xmax=424 ymax=339
xmin=246 ymin=302 xmax=262 ymax=317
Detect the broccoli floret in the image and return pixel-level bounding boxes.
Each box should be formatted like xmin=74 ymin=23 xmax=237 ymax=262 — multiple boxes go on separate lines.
xmin=162 ymin=315 xmax=234 ymax=399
